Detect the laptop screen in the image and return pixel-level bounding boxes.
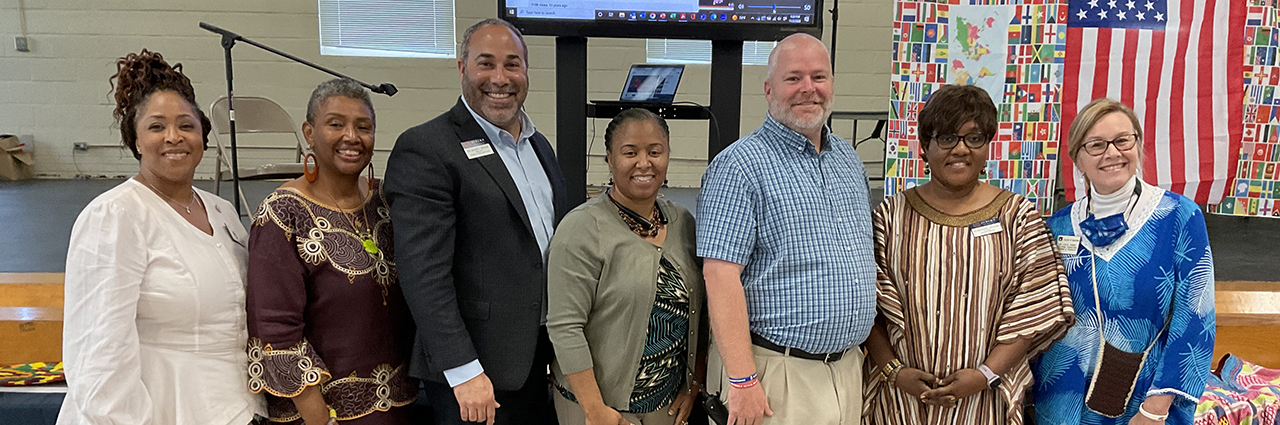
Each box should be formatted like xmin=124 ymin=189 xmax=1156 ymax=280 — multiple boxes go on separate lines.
xmin=620 ymin=64 xmax=684 ymax=103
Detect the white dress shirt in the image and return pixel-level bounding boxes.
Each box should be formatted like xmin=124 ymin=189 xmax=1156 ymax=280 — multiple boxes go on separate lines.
xmin=58 ymin=179 xmax=266 ymax=425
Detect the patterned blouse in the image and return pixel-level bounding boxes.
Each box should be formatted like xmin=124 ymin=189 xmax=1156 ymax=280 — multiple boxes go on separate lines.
xmin=245 ymin=181 xmax=417 ymax=424
xmin=628 ymin=256 xmax=690 ymax=413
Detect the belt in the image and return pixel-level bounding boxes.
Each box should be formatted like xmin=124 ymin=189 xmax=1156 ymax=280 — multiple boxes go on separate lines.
xmin=750 ymin=333 xmax=846 ymax=363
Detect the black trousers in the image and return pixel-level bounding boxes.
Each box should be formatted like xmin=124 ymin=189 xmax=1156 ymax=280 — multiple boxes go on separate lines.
xmin=423 ymin=329 xmax=557 ymax=425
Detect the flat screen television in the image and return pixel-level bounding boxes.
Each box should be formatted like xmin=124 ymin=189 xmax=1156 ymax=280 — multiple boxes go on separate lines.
xmin=499 ymin=0 xmax=823 ymax=41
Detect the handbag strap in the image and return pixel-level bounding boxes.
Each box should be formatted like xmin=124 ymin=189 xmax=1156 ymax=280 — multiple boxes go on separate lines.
xmin=1088 ymin=253 xmax=1173 ymax=355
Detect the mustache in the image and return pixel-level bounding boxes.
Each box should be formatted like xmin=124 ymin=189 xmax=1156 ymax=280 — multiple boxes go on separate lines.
xmin=791 ymin=95 xmax=829 ymax=105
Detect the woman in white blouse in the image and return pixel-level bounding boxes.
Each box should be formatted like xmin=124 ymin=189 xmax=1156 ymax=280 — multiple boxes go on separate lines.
xmin=58 ymin=50 xmax=266 ymax=425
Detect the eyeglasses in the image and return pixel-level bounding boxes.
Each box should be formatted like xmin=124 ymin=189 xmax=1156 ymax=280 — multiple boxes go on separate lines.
xmin=932 ymin=133 xmax=991 ymax=150
xmin=1082 ymin=133 xmax=1139 ymax=156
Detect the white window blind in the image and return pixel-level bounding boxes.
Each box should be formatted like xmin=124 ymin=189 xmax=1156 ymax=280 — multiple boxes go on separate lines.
xmin=646 ymin=39 xmax=777 ymax=65
xmin=318 ymin=0 xmax=455 ymax=58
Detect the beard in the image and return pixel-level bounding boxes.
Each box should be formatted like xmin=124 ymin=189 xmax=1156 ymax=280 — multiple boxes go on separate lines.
xmin=461 ymin=76 xmax=523 ymax=129
xmin=768 ymin=94 xmax=832 ymax=134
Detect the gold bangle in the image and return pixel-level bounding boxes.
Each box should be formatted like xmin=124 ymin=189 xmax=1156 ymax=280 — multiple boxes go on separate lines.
xmin=881 ymin=359 xmax=904 ymax=385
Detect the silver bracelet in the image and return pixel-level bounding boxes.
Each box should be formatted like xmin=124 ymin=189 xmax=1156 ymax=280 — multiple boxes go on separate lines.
xmin=1138 ymin=405 xmax=1168 ymax=421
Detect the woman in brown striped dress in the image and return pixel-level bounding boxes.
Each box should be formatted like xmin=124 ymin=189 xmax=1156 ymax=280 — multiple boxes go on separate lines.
xmin=861 ymin=84 xmax=1075 ymax=425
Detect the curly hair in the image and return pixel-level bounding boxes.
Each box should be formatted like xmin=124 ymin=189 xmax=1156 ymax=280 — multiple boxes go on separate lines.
xmin=306 ymin=78 xmax=375 ymax=125
xmin=109 ymin=49 xmax=211 ymax=160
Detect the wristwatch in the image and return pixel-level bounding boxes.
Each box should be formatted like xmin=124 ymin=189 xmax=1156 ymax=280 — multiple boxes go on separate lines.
xmin=977 ymin=365 xmax=1002 ymax=389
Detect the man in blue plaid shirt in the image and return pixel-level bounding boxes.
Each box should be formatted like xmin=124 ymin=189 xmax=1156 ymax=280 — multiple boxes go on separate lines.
xmin=697 ymin=33 xmax=877 ymax=425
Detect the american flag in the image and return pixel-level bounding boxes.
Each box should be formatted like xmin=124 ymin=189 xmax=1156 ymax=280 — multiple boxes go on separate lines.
xmin=1061 ymin=0 xmax=1245 ymax=203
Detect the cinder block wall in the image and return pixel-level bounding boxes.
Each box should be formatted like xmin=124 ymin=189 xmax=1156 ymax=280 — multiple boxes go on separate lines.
xmin=0 ymin=0 xmax=891 ymax=187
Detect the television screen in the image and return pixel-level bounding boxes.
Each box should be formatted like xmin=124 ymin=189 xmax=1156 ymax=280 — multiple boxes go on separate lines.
xmin=500 ymin=0 xmax=822 ymax=41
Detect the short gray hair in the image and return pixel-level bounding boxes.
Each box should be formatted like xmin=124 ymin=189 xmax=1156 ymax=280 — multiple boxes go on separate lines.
xmin=766 ymin=33 xmax=828 ymax=81
xmin=459 ymin=18 xmax=529 ymax=65
xmin=305 ymin=78 xmax=374 ymax=125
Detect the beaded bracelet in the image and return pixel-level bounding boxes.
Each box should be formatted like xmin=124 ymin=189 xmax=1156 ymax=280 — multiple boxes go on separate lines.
xmin=728 ymin=373 xmax=759 ymax=389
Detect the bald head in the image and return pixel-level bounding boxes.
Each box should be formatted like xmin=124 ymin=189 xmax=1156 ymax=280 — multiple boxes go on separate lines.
xmin=766 ymin=33 xmax=830 ymax=81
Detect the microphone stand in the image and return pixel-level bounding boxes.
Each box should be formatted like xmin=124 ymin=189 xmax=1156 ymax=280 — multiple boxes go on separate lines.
xmin=198 ymin=22 xmax=398 ymax=215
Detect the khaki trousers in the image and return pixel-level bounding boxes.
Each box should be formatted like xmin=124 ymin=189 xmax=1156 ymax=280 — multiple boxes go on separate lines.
xmin=708 ymin=343 xmax=864 ymax=425
xmin=554 ymin=390 xmax=680 ymax=425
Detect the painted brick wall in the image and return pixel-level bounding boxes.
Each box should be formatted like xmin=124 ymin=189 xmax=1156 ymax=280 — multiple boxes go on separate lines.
xmin=0 ymin=0 xmax=891 ymax=187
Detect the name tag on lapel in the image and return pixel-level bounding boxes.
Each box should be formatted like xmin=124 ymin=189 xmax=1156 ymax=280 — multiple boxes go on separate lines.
xmin=970 ymin=218 xmax=1003 ymax=238
xmin=461 ymin=139 xmax=495 ymax=159
xmin=1055 ymin=235 xmax=1081 ymax=254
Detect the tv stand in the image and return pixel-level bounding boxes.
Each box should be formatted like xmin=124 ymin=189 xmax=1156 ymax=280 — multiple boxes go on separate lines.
xmin=555 ymin=37 xmax=744 ymax=205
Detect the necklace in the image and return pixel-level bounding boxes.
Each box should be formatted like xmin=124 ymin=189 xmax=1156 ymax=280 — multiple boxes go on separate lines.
xmin=607 ymin=189 xmax=666 ymax=238
xmin=139 ymin=176 xmax=201 ymax=214
xmin=326 ymin=187 xmax=379 ymax=255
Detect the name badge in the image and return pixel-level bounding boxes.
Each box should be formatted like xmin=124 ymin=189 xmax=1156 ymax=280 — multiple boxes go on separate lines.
xmin=1056 ymin=235 xmax=1082 ymax=254
xmin=970 ymin=218 xmax=1003 ymax=238
xmin=461 ymin=139 xmax=495 ymax=159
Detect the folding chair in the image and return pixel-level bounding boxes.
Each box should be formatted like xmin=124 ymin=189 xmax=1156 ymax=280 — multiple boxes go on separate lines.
xmin=208 ymin=96 xmax=308 ymax=213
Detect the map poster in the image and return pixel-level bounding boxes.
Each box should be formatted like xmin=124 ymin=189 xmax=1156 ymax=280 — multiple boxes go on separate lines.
xmin=887 ymin=0 xmax=1065 ymax=213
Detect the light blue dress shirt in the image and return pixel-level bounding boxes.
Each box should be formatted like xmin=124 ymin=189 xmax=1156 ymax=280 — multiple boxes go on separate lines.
xmin=445 ymin=97 xmax=556 ymax=387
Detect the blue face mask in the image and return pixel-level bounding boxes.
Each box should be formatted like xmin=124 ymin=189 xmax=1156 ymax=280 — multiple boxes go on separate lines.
xmin=1079 ymin=212 xmax=1129 ymax=247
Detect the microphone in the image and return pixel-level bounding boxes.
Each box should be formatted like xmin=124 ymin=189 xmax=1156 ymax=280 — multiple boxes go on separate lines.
xmin=373 ymin=83 xmax=399 ymax=97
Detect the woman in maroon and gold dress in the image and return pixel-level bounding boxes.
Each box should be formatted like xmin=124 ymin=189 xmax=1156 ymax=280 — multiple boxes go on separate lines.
xmin=246 ymin=78 xmax=416 ymax=425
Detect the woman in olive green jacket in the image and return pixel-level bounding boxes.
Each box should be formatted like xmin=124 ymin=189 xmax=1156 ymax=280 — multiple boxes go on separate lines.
xmin=547 ymin=108 xmax=706 ymax=425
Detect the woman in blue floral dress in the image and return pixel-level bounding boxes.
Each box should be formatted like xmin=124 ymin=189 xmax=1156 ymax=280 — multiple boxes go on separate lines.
xmin=1032 ymin=98 xmax=1215 ymax=425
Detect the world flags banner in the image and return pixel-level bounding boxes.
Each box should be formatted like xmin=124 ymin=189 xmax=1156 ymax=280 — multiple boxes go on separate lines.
xmin=885 ymin=0 xmax=1065 ymax=213
xmin=1209 ymin=0 xmax=1280 ymax=219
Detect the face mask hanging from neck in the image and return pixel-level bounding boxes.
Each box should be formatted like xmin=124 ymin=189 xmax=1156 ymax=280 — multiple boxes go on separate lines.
xmin=1081 ymin=180 xmax=1142 ymax=247
xmin=1079 ymin=213 xmax=1129 ymax=247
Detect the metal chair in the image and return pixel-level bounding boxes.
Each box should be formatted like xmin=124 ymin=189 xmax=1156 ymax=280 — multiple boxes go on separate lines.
xmin=208 ymin=96 xmax=307 ymax=211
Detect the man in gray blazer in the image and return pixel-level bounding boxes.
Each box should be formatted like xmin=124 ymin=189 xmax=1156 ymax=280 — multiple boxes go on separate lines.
xmin=386 ymin=18 xmax=568 ymax=425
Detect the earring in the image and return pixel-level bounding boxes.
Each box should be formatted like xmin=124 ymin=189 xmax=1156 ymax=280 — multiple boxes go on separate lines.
xmin=367 ymin=163 xmax=376 ymax=192
xmin=303 ymin=153 xmax=318 ymax=183
xmin=663 ymin=179 xmax=669 ymax=187
xmin=608 ymin=177 xmax=614 ymax=186
xmin=923 ymin=161 xmax=930 ymax=175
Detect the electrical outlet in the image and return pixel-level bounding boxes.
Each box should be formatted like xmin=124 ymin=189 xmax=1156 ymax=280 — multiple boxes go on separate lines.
xmin=15 ymin=36 xmax=29 ymax=52
xmin=74 ymin=142 xmax=88 ymax=151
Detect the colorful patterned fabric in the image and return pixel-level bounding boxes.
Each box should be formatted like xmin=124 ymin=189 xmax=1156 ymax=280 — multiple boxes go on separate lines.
xmin=1209 ymin=0 xmax=1280 ymax=218
xmin=1194 ymin=354 xmax=1280 ymax=425
xmin=627 ymin=256 xmax=690 ymax=414
xmin=0 ymin=362 xmax=65 ymax=386
xmin=887 ymin=0 xmax=1063 ymax=213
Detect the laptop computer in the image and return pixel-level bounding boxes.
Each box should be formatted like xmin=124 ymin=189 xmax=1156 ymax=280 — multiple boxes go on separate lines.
xmin=591 ymin=64 xmax=685 ymax=107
